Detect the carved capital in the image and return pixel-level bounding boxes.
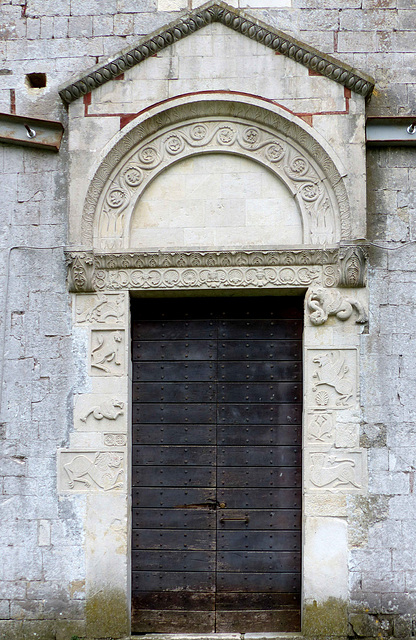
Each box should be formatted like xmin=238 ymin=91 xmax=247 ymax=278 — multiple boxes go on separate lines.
xmin=307 ymin=287 xmax=367 ymax=325
xmin=338 ymin=246 xmax=367 ymax=288
xmin=67 ymin=251 xmax=95 ymax=292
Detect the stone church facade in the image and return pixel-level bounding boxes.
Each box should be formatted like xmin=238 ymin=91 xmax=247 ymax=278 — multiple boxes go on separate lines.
xmin=0 ymin=0 xmax=415 ymax=639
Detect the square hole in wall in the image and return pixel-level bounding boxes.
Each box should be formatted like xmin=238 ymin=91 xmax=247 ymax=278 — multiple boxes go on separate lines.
xmin=25 ymin=73 xmax=47 ymax=89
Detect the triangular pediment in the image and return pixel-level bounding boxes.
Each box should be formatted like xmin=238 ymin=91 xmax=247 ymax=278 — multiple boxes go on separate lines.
xmin=59 ymin=0 xmax=374 ymax=104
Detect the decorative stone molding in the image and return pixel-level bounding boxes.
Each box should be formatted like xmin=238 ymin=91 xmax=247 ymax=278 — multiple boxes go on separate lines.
xmin=80 ymin=100 xmax=351 ymax=246
xmin=58 ymin=451 xmax=125 ymax=492
xmin=67 ymin=251 xmax=95 ymax=292
xmin=307 ymin=287 xmax=367 ymax=325
xmin=338 ymin=246 xmax=367 ymax=287
xmin=59 ymin=0 xmax=374 ymax=105
xmin=306 ymin=411 xmax=335 ymax=444
xmin=66 ymin=248 xmax=368 ymax=293
xmin=104 ymin=433 xmax=127 ymax=447
xmin=94 ymin=118 xmax=342 ymax=248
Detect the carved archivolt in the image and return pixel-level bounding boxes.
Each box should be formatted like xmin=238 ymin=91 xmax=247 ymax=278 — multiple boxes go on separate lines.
xmin=95 ymin=118 xmax=341 ymax=249
xmin=81 ymin=99 xmax=351 ymax=248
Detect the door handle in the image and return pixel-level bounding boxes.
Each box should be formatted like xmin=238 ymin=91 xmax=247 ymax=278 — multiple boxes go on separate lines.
xmin=220 ymin=515 xmax=250 ymax=523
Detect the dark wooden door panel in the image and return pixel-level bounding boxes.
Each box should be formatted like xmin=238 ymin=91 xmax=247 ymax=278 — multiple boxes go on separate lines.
xmin=217 ymin=446 xmax=301 ymax=466
xmin=218 ymin=340 xmax=301 ymax=361
xmin=218 ymin=551 xmax=301 ymax=573
xmin=134 ymin=424 xmax=216 ymax=445
xmin=133 ymin=445 xmax=216 ymax=466
xmin=133 ymin=529 xmax=216 ymax=550
xmin=217 ymin=467 xmax=301 ymax=488
xmin=131 ymin=610 xmax=216 ymax=633
xmin=132 ymin=550 xmax=216 ymax=571
xmin=216 ymin=509 xmax=301 ymax=530
xmin=135 ymin=321 xmax=216 ymax=340
xmin=216 ymin=610 xmax=301 ymax=633
xmin=218 ymin=404 xmax=301 ymax=424
xmin=132 ymin=340 xmax=216 ymax=361
xmin=218 ymin=382 xmax=301 ymax=403
xmin=218 ymin=425 xmax=301 ymax=446
xmin=133 ymin=466 xmax=216 ymax=487
xmin=216 ymin=591 xmax=300 ymax=609
xmin=219 ymin=361 xmax=301 ymax=381
xmin=133 ymin=508 xmax=217 ymax=529
xmin=131 ymin=296 xmax=303 ymax=634
xmin=219 ymin=319 xmax=302 ymax=340
xmin=133 ymin=382 xmax=216 ymax=402
xmin=133 ymin=571 xmax=216 ymax=591
xmin=133 ymin=361 xmax=216 ymax=381
xmin=132 ymin=487 xmax=216 ymax=507
xmin=218 ymin=531 xmax=301 ymax=551
xmin=133 ymin=403 xmax=215 ymax=424
xmin=216 ymin=488 xmax=302 ymax=509
xmin=134 ymin=591 xmax=216 ymax=610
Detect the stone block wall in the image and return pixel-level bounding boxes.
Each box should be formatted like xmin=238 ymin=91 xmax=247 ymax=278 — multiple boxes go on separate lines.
xmin=0 ymin=0 xmax=416 ymax=638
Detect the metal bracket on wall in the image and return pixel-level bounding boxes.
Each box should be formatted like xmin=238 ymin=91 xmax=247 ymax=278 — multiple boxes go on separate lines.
xmin=0 ymin=112 xmax=64 ymax=151
xmin=366 ymin=116 xmax=416 ymax=146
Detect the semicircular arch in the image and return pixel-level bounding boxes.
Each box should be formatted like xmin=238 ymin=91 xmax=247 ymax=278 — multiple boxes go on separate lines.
xmin=81 ymin=95 xmax=351 ymax=250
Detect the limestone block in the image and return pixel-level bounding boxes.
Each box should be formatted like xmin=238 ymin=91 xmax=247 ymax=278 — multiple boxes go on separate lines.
xmin=304 ymin=494 xmax=348 ymax=517
xmin=85 ymin=493 xmax=129 ymax=637
xmin=58 ymin=450 xmax=125 ymax=493
xmin=303 ymin=516 xmax=348 ymax=601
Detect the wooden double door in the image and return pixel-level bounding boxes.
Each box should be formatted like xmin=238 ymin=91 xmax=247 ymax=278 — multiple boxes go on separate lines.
xmin=131 ymin=296 xmax=303 ymax=633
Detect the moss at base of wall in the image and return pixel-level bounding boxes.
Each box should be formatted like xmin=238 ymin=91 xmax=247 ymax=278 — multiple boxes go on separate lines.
xmin=85 ymin=587 xmax=129 ymax=639
xmin=303 ymin=598 xmax=349 ymax=637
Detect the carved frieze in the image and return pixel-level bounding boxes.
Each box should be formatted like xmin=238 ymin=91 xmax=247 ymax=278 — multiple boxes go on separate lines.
xmin=90 ymin=330 xmax=125 ymax=376
xmin=58 ymin=451 xmax=125 ymax=492
xmin=67 ymin=252 xmax=95 ymax=293
xmin=95 ymin=265 xmax=321 ymax=290
xmin=305 ymin=448 xmax=365 ymax=492
xmin=65 ymin=248 xmax=367 ymax=293
xmin=307 ymin=348 xmax=358 ymax=410
xmin=75 ymin=293 xmax=126 ymax=325
xmin=307 ymin=287 xmax=367 ymax=325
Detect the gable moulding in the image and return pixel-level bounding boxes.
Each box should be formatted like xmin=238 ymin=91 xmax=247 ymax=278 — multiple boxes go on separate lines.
xmin=58 ymin=0 xmax=375 ymax=105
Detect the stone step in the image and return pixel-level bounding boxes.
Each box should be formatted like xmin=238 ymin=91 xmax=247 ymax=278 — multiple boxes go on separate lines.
xmin=130 ymin=634 xmax=304 ymax=640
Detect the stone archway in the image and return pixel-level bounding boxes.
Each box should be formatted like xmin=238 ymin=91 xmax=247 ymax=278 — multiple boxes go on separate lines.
xmin=62 ymin=93 xmax=368 ymax=638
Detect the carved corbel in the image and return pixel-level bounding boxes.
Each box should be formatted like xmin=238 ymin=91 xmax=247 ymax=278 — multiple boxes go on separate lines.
xmin=66 ymin=251 xmax=95 ymax=292
xmin=307 ymin=287 xmax=367 ymax=325
xmin=338 ymin=246 xmax=367 ymax=288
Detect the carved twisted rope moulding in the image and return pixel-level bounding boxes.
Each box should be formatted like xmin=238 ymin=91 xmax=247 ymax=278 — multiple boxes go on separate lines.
xmin=66 ymin=247 xmax=367 ymax=293
xmin=95 ymin=118 xmax=341 ymax=249
xmin=59 ymin=1 xmax=374 ymax=105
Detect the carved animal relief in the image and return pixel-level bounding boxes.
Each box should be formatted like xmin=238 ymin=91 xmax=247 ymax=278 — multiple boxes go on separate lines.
xmin=76 ymin=293 xmax=126 ymax=324
xmin=80 ymin=398 xmax=125 ymax=423
xmin=308 ymin=349 xmax=358 ymax=409
xmin=59 ymin=451 xmax=125 ymax=492
xmin=307 ymin=287 xmax=367 ymax=325
xmin=90 ymin=330 xmax=125 ymax=376
xmin=306 ymin=449 xmax=364 ymax=492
